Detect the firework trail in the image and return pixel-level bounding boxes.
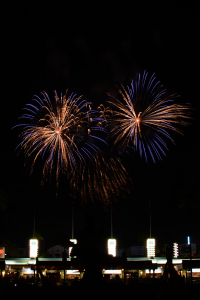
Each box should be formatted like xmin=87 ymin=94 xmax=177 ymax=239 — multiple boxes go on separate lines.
xmin=104 ymin=71 xmax=191 ymax=162
xmin=14 ymin=90 xmax=100 ymax=184
xmin=70 ymin=153 xmax=131 ymax=206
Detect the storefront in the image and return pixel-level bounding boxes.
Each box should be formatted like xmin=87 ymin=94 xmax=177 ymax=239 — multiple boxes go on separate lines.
xmin=0 ymin=256 xmax=199 ymax=285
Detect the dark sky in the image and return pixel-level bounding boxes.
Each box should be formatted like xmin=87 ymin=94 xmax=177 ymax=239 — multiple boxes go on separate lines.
xmin=0 ymin=1 xmax=199 ymax=253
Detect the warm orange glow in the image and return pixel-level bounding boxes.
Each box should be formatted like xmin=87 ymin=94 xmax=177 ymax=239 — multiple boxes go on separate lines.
xmin=136 ymin=117 xmax=140 ymax=123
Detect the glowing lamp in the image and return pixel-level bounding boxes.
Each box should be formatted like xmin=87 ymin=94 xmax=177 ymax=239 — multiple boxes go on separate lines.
xmin=69 ymin=239 xmax=77 ymax=258
xmin=147 ymin=238 xmax=155 ymax=258
xmin=29 ymin=239 xmax=38 ymax=258
xmin=108 ymin=239 xmax=116 ymax=257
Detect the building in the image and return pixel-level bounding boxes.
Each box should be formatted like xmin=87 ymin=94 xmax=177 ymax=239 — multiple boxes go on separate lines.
xmin=47 ymin=245 xmax=69 ymax=258
xmin=1 ymin=255 xmax=199 ymax=285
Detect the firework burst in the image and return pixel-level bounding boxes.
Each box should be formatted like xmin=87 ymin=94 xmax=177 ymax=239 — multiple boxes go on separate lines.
xmin=15 ymin=90 xmax=98 ymax=184
xmin=105 ymin=71 xmax=191 ymax=162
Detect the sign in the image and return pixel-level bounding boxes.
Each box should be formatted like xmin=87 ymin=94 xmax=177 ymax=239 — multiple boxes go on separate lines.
xmin=0 ymin=247 xmax=5 ymax=258
xmin=173 ymin=243 xmax=179 ymax=258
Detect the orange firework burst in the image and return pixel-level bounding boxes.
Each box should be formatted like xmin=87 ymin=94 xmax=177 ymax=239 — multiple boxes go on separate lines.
xmin=16 ymin=90 xmax=96 ymax=184
xmin=105 ymin=71 xmax=191 ymax=162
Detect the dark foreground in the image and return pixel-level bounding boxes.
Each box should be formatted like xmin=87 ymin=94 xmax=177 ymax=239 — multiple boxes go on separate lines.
xmin=1 ymin=281 xmax=200 ymax=300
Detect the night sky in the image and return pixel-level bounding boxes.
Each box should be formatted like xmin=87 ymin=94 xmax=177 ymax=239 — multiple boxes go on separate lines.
xmin=0 ymin=1 xmax=199 ymax=254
